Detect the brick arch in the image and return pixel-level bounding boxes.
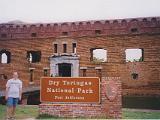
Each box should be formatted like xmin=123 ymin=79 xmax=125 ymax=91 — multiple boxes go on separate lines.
xmin=113 ymin=20 xmax=119 ymax=24
xmin=142 ymin=18 xmax=148 ymax=22
xmin=130 ymin=19 xmax=139 ymax=26
xmin=121 ymin=19 xmax=127 ymax=26
xmin=61 ymin=23 xmax=69 ymax=31
xmin=151 ymin=18 xmax=157 ymax=22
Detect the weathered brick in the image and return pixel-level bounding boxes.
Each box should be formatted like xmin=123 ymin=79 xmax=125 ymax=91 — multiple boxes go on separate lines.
xmin=0 ymin=17 xmax=159 ymax=99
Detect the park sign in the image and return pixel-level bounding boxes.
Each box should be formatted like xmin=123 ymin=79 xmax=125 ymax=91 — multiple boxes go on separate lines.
xmin=40 ymin=77 xmax=100 ymax=103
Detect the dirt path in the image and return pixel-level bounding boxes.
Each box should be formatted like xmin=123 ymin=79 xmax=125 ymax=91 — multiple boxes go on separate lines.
xmin=23 ymin=118 xmax=35 ymax=120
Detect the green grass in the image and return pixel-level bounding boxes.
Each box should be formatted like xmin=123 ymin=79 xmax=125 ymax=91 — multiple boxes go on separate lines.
xmin=0 ymin=105 xmax=6 ymax=119
xmin=123 ymin=109 xmax=160 ymax=119
xmin=0 ymin=105 xmax=38 ymax=120
xmin=0 ymin=105 xmax=160 ymax=119
xmin=16 ymin=105 xmax=38 ymax=119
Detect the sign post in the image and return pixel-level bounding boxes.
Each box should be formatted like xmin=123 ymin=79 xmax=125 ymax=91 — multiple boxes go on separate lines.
xmin=39 ymin=77 xmax=122 ymax=119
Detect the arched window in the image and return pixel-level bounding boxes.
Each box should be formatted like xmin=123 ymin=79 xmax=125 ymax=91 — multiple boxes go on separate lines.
xmin=0 ymin=50 xmax=11 ymax=64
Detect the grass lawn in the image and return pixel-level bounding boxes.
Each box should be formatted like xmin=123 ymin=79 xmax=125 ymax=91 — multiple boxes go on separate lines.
xmin=0 ymin=105 xmax=160 ymax=119
xmin=0 ymin=105 xmax=38 ymax=120
xmin=123 ymin=108 xmax=160 ymax=119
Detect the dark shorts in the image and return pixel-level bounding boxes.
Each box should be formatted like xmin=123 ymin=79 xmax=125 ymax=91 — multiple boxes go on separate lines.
xmin=7 ymin=97 xmax=19 ymax=107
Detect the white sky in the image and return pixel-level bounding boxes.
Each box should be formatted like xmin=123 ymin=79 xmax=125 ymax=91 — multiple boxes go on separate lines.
xmin=0 ymin=0 xmax=160 ymax=23
xmin=93 ymin=49 xmax=107 ymax=62
xmin=1 ymin=53 xmax=7 ymax=63
xmin=125 ymin=49 xmax=142 ymax=62
xmin=93 ymin=49 xmax=142 ymax=62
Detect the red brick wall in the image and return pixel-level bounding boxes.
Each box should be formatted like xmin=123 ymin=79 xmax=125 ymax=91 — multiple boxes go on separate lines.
xmin=0 ymin=17 xmax=160 ymax=96
xmin=39 ymin=77 xmax=122 ymax=119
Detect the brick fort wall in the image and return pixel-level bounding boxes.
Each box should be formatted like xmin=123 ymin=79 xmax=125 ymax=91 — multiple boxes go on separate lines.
xmin=0 ymin=17 xmax=160 ymax=96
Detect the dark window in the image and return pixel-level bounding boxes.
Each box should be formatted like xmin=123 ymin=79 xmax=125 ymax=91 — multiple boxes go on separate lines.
xmin=58 ymin=63 xmax=71 ymax=77
xmin=62 ymin=32 xmax=68 ymax=36
xmin=72 ymin=43 xmax=77 ymax=53
xmin=131 ymin=28 xmax=138 ymax=33
xmin=0 ymin=50 xmax=11 ymax=64
xmin=95 ymin=30 xmax=101 ymax=35
xmin=82 ymin=69 xmax=86 ymax=77
xmin=29 ymin=69 xmax=34 ymax=82
xmin=0 ymin=74 xmax=7 ymax=80
xmin=31 ymin=33 xmax=37 ymax=37
xmin=1 ymin=34 xmax=7 ymax=38
xmin=54 ymin=44 xmax=58 ymax=53
xmin=131 ymin=73 xmax=138 ymax=80
xmin=90 ymin=48 xmax=94 ymax=61
xmin=27 ymin=51 xmax=41 ymax=63
xmin=43 ymin=69 xmax=48 ymax=76
xmin=63 ymin=44 xmax=67 ymax=53
xmin=141 ymin=48 xmax=144 ymax=61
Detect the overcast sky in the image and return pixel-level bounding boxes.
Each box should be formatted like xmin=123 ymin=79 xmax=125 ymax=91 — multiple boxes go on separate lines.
xmin=0 ymin=0 xmax=160 ymax=23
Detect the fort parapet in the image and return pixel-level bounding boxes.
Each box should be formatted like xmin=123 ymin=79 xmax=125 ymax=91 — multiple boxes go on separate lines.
xmin=0 ymin=17 xmax=160 ymax=39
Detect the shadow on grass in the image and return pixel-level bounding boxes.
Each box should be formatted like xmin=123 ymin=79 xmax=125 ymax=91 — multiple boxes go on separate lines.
xmin=36 ymin=114 xmax=59 ymax=119
xmin=36 ymin=114 xmax=108 ymax=119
